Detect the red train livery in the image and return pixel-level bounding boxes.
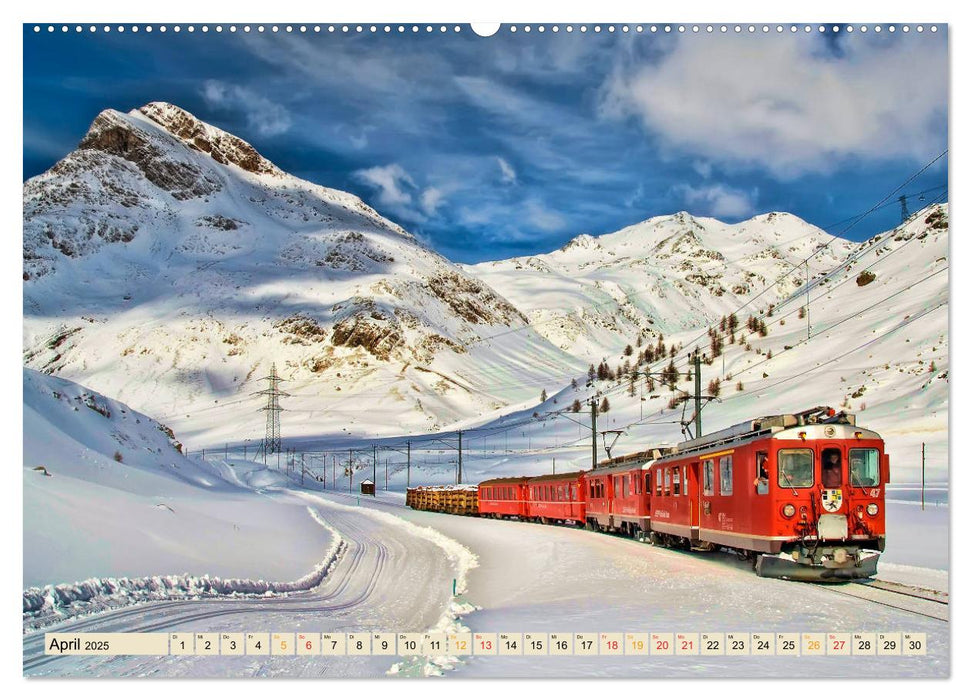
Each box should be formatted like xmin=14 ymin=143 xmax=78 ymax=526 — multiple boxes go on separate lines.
xmin=477 ymin=477 xmax=528 ymax=519
xmin=647 ymin=407 xmax=888 ymax=580
xmin=471 ymin=406 xmax=889 ymax=581
xmin=524 ymin=471 xmax=586 ymax=524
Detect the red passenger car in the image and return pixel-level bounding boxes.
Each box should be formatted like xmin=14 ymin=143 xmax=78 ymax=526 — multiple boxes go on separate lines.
xmin=584 ymin=449 xmax=670 ymax=537
xmin=649 ymin=407 xmax=888 ymax=581
xmin=525 ymin=472 xmax=586 ymax=524
xmin=478 ymin=477 xmax=529 ymax=519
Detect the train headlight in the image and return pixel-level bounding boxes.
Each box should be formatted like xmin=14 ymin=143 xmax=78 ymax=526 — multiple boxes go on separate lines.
xmin=866 ymin=503 xmax=879 ymax=516
xmin=782 ymin=503 xmax=796 ymax=518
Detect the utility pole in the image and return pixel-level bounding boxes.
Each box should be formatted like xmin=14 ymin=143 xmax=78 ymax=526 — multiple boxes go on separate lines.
xmin=332 ymin=455 xmax=336 ymax=489
xmin=301 ymin=453 xmax=305 ymax=485
xmin=457 ymin=430 xmax=464 ymax=484
xmin=921 ymin=442 xmax=926 ymax=511
xmin=693 ymin=350 xmax=703 ymax=438
xmin=899 ymin=194 xmax=910 ymax=223
xmin=372 ymin=444 xmax=377 ymax=486
xmin=348 ymin=449 xmax=353 ymax=493
xmin=406 ymin=441 xmax=411 ymax=488
xmin=591 ymin=398 xmax=598 ymax=470
xmin=805 ymin=259 xmax=811 ymax=341
xmin=385 ymin=458 xmax=388 ymax=490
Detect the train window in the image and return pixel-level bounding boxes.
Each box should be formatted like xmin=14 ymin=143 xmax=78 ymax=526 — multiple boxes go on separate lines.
xmin=623 ymin=475 xmax=629 ymax=498
xmin=673 ymin=467 xmax=681 ymax=496
xmin=849 ymin=448 xmax=880 ymax=487
xmin=703 ymin=460 xmax=714 ymax=496
xmin=756 ymin=451 xmax=769 ymax=495
xmin=656 ymin=471 xmax=663 ymax=497
xmin=664 ymin=469 xmax=671 ymax=496
xmin=571 ymin=484 xmax=577 ymax=501
xmin=719 ymin=456 xmax=733 ymax=496
xmin=645 ymin=473 xmax=651 ymax=494
xmin=822 ymin=448 xmax=843 ymax=488
xmin=778 ymin=449 xmax=814 ymax=488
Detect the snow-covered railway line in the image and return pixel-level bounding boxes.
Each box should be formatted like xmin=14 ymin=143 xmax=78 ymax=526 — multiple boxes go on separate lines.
xmin=813 ymin=581 xmax=948 ymax=622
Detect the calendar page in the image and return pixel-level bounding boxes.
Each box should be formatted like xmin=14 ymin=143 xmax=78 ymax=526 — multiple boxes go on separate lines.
xmin=21 ymin=9 xmax=950 ymax=684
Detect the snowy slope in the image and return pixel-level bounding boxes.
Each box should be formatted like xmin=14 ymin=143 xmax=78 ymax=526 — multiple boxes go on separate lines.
xmin=465 ymin=210 xmax=855 ymax=359
xmin=23 ymin=103 xmax=580 ymax=446
xmin=22 ymin=368 xmax=335 ymax=589
xmin=356 ymin=206 xmax=948 ymax=487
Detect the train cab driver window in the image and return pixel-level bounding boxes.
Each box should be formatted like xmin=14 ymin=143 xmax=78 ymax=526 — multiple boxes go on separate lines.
xmin=778 ymin=449 xmax=814 ymax=488
xmin=822 ymin=449 xmax=843 ymax=489
xmin=849 ymin=448 xmax=879 ymax=487
xmin=672 ymin=468 xmax=681 ymax=496
xmin=755 ymin=451 xmax=769 ymax=495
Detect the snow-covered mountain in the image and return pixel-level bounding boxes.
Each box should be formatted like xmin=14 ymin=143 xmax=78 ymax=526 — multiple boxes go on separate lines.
xmin=451 ymin=205 xmax=949 ymax=485
xmin=22 ymin=101 xmax=948 ymax=473
xmin=23 ymin=103 xmax=579 ymax=445
xmin=465 ymin=210 xmax=855 ymax=360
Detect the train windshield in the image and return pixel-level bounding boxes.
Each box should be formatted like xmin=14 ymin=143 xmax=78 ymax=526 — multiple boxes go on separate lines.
xmin=849 ymin=448 xmax=880 ymax=487
xmin=778 ymin=449 xmax=814 ymax=488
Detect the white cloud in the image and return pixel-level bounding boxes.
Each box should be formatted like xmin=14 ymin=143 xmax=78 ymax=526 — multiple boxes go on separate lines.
xmin=673 ymin=183 xmax=757 ymax=219
xmin=624 ymin=183 xmax=645 ymax=209
xmin=353 ymin=163 xmax=417 ymax=208
xmin=524 ymin=198 xmax=567 ymax=232
xmin=420 ymin=187 xmax=446 ymax=216
xmin=352 ymin=165 xmax=448 ymax=223
xmin=692 ymin=160 xmax=713 ymax=179
xmin=601 ymin=34 xmax=947 ymax=178
xmin=496 ymin=156 xmax=518 ymax=184
xmin=201 ymin=81 xmax=291 ymax=137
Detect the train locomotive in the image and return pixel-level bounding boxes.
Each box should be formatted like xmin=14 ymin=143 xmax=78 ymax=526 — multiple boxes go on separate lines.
xmin=408 ymin=406 xmax=889 ymax=582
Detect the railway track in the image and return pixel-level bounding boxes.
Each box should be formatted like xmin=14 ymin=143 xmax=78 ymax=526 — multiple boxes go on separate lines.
xmin=814 ymin=579 xmax=948 ymax=622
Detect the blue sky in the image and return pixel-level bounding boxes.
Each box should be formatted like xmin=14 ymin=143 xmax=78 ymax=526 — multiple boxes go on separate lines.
xmin=23 ymin=25 xmax=948 ymax=263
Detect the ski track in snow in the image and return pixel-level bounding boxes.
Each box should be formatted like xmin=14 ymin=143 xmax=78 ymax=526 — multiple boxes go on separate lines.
xmin=23 ymin=507 xmax=346 ymax=630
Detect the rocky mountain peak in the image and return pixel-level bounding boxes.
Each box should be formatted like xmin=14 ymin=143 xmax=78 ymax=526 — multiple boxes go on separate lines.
xmin=136 ymin=102 xmax=282 ymax=176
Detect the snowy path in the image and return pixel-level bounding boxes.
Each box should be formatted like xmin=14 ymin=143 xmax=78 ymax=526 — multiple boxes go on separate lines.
xmin=23 ymin=494 xmax=461 ymax=678
xmin=309 ymin=490 xmax=949 ymax=678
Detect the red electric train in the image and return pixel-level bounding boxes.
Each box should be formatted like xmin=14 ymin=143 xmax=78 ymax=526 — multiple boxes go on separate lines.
xmin=471 ymin=406 xmax=889 ymax=581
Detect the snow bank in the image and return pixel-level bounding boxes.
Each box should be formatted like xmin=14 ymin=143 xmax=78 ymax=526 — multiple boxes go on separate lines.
xmin=23 ymin=507 xmax=344 ymax=630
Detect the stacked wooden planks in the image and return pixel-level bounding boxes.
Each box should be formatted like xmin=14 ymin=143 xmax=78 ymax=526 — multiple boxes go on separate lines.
xmin=406 ymin=485 xmax=479 ymax=515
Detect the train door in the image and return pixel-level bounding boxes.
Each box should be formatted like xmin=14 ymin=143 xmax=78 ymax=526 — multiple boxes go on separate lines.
xmin=820 ymin=444 xmax=846 ymax=514
xmin=690 ymin=461 xmax=701 ymax=534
